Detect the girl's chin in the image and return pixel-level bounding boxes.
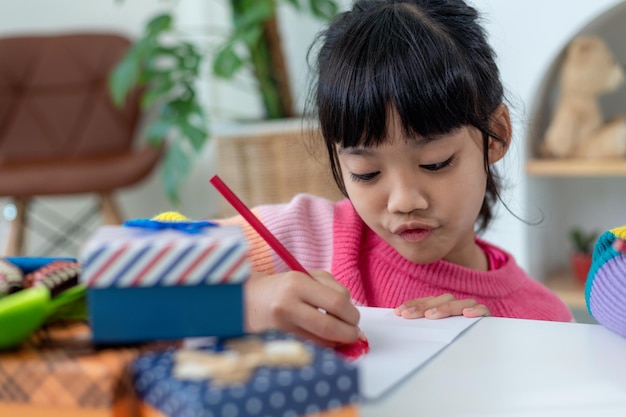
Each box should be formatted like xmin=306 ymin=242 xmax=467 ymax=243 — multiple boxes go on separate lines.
xmin=394 ymin=246 xmax=441 ymax=265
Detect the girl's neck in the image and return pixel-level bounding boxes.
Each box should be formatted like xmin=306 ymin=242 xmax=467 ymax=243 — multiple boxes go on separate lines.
xmin=442 ymin=234 xmax=489 ymax=271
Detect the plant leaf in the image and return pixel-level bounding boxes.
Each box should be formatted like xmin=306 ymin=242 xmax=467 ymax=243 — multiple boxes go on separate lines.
xmin=146 ymin=13 xmax=173 ymax=35
xmin=108 ymin=36 xmax=160 ymax=106
xmin=145 ymin=119 xmax=173 ymax=145
xmin=281 ymin=0 xmax=301 ymax=10
xmin=569 ymin=228 xmax=599 ymax=252
xmin=235 ymin=25 xmax=263 ymax=48
xmin=108 ymin=57 xmax=138 ymax=106
xmin=233 ymin=0 xmax=275 ymax=29
xmin=162 ymin=140 xmax=192 ymax=204
xmin=213 ymin=44 xmax=245 ymax=78
xmin=309 ymin=0 xmax=339 ymax=20
xmin=180 ymin=120 xmax=208 ymax=152
xmin=141 ymin=79 xmax=174 ymax=109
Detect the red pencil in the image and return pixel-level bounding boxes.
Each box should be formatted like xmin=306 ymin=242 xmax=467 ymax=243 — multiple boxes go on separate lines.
xmin=210 ymin=175 xmax=369 ymax=356
xmin=209 ymin=175 xmax=311 ymax=276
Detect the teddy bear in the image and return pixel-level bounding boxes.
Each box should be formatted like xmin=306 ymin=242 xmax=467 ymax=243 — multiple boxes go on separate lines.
xmin=542 ymin=35 xmax=626 ymax=159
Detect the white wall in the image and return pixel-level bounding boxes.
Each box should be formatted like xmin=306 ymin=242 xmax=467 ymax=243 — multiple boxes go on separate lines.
xmin=471 ymin=0 xmax=623 ymax=273
xmin=0 ymin=0 xmax=164 ymax=37
xmin=1 ymin=0 xmax=623 ymax=267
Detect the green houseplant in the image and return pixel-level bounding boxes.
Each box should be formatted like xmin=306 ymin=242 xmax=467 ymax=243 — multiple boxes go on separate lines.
xmin=109 ymin=0 xmax=340 ymax=203
xmin=569 ymin=227 xmax=599 ymax=284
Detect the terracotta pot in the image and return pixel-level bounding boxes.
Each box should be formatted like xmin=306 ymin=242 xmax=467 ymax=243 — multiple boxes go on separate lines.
xmin=571 ymin=252 xmax=593 ymax=285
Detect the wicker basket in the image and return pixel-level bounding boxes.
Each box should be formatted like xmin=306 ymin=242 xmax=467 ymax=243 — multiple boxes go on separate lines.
xmin=215 ymin=124 xmax=343 ymax=216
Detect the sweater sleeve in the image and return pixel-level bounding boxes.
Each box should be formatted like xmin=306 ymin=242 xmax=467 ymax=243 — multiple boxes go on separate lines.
xmin=216 ymin=194 xmax=337 ymax=274
xmin=217 ymin=210 xmax=276 ymax=274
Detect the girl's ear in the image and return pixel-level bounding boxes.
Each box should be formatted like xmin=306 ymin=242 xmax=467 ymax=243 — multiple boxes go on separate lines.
xmin=487 ymin=104 xmax=512 ymax=164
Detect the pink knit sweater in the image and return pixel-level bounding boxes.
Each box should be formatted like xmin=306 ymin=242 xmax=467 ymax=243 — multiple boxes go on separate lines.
xmin=220 ymin=194 xmax=572 ymax=322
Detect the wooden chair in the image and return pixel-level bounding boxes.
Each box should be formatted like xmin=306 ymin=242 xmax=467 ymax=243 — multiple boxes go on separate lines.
xmin=0 ymin=33 xmax=163 ymax=256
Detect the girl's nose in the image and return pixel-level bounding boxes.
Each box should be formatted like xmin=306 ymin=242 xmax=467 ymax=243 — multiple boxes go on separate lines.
xmin=386 ymin=177 xmax=428 ymax=214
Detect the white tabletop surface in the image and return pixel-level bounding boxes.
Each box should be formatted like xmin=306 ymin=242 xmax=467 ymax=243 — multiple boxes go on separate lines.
xmin=361 ymin=317 xmax=626 ymax=417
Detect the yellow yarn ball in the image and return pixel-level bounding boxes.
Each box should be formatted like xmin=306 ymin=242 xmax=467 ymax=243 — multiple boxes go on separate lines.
xmin=152 ymin=211 xmax=190 ymax=222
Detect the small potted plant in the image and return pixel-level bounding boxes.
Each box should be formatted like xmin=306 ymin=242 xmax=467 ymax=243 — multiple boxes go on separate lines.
xmin=569 ymin=227 xmax=599 ymax=284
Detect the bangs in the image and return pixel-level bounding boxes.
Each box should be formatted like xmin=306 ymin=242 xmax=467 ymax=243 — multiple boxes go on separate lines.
xmin=317 ymin=4 xmax=480 ymax=148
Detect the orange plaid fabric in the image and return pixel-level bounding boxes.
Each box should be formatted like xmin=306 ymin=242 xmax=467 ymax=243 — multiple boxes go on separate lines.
xmin=0 ymin=322 xmax=139 ymax=416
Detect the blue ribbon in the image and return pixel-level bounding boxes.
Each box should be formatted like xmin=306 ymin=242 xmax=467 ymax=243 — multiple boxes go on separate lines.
xmin=123 ymin=218 xmax=217 ymax=234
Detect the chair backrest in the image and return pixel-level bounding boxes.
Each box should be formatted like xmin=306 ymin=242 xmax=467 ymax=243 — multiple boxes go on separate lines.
xmin=0 ymin=33 xmax=141 ymax=164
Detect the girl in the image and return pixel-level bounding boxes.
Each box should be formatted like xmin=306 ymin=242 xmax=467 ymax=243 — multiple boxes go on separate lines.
xmin=218 ymin=0 xmax=573 ymax=347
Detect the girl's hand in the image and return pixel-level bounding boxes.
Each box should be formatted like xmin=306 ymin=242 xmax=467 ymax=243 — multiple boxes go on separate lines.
xmin=244 ymin=270 xmax=361 ymax=347
xmin=394 ymin=294 xmax=491 ymax=319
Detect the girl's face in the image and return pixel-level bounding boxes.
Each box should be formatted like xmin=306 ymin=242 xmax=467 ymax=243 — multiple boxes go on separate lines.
xmin=337 ymin=110 xmax=508 ymax=270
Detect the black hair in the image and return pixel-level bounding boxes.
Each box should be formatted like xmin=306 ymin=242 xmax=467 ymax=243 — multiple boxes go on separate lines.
xmin=307 ymin=0 xmax=508 ymax=233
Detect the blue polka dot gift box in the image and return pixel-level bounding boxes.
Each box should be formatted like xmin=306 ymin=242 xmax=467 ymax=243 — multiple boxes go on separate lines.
xmin=78 ymin=212 xmax=250 ymax=344
xmin=131 ymin=331 xmax=360 ymax=417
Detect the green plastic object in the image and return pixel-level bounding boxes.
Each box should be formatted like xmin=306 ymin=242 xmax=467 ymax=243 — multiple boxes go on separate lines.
xmin=0 ymin=284 xmax=86 ymax=350
xmin=0 ymin=286 xmax=50 ymax=350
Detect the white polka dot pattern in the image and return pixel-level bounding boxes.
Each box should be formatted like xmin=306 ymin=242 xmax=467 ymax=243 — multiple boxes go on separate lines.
xmin=132 ymin=331 xmax=360 ymax=417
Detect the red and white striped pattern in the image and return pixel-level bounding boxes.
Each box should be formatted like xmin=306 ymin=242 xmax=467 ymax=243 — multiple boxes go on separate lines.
xmin=80 ymin=226 xmax=250 ymax=288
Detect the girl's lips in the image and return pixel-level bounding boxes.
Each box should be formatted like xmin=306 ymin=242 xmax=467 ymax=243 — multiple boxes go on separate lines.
xmin=398 ymin=228 xmax=432 ymax=242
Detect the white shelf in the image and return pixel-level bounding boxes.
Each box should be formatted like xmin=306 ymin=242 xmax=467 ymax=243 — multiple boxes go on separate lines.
xmin=544 ymin=269 xmax=586 ymax=310
xmin=526 ymin=159 xmax=626 ymax=176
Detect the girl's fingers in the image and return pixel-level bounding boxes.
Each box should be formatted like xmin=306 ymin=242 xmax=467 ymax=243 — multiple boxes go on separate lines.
xmin=277 ymin=300 xmax=360 ymax=346
xmin=270 ymin=316 xmax=343 ymax=348
xmin=423 ymin=298 xmax=478 ymax=319
xmin=305 ymin=270 xmax=361 ymax=327
xmin=296 ymin=271 xmax=360 ymax=344
xmin=394 ymin=293 xmax=456 ymax=318
xmin=247 ymin=270 xmax=360 ymax=345
xmin=395 ymin=295 xmax=492 ymax=319
xmin=462 ymin=304 xmax=491 ymax=318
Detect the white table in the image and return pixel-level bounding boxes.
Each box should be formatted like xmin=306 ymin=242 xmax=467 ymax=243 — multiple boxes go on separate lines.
xmin=362 ymin=318 xmax=626 ymax=416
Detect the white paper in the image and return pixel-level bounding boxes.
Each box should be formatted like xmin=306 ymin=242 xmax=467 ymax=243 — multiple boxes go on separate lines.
xmin=355 ymin=306 xmax=481 ymax=400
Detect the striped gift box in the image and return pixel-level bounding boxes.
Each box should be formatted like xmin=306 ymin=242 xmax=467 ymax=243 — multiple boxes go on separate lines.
xmin=81 ymin=226 xmax=249 ymax=288
xmin=79 ymin=224 xmax=250 ymax=344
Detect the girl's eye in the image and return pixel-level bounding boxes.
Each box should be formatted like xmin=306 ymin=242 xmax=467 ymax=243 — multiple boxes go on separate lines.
xmin=350 ymin=171 xmax=380 ymax=182
xmin=420 ymin=156 xmax=455 ymax=171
